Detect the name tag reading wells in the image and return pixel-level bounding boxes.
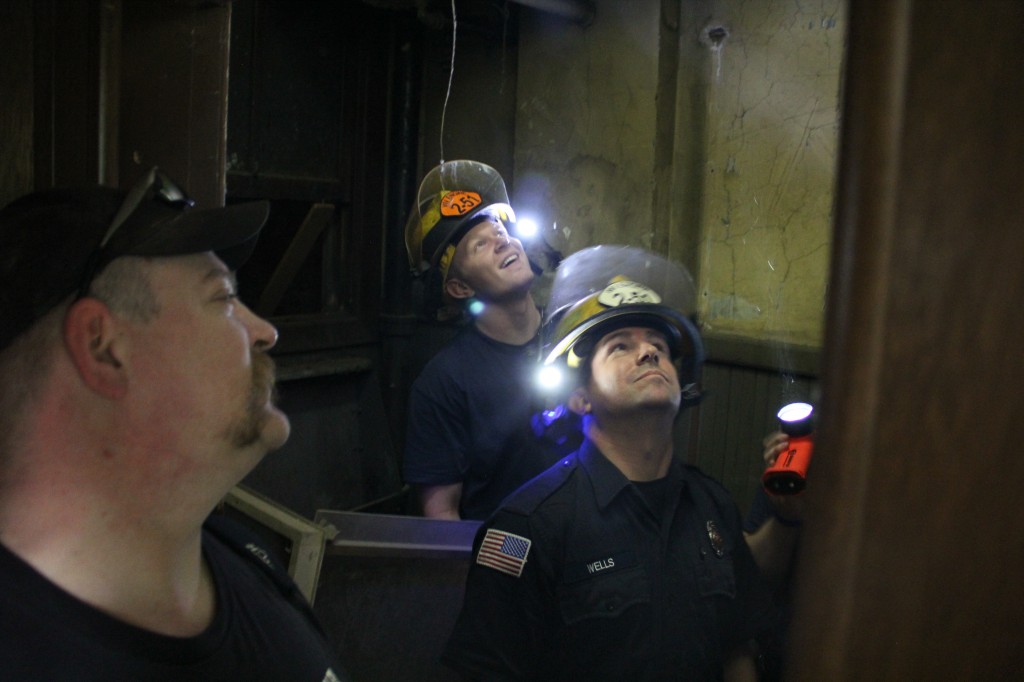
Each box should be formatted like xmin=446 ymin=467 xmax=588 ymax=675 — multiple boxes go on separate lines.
xmin=564 ymin=549 xmax=638 ymax=583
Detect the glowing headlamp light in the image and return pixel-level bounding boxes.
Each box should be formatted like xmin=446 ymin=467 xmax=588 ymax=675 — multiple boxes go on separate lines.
xmin=536 ymin=365 xmax=565 ymax=392
xmin=515 ymin=216 xmax=539 ymax=240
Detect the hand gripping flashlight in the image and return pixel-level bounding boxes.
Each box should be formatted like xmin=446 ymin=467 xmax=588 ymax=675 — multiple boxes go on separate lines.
xmin=762 ymin=402 xmax=814 ymax=495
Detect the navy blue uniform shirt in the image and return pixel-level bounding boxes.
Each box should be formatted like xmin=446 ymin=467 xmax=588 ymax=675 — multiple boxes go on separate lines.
xmin=443 ymin=439 xmax=771 ymax=680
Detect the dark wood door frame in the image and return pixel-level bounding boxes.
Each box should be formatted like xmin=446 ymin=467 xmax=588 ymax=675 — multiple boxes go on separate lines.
xmin=789 ymin=1 xmax=1024 ymax=678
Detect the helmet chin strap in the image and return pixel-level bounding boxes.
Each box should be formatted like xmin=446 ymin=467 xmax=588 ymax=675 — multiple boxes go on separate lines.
xmin=679 ymin=382 xmax=703 ymax=407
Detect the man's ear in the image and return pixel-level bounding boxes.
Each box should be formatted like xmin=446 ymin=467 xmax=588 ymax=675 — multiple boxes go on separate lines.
xmin=63 ymin=298 xmax=128 ymax=399
xmin=444 ymin=276 xmax=475 ymax=301
xmin=568 ymin=387 xmax=591 ymax=416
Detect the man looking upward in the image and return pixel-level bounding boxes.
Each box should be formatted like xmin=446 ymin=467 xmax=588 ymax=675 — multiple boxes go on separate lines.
xmin=0 ymin=169 xmax=345 ymax=680
xmin=443 ymin=246 xmax=768 ymax=680
xmin=403 ymin=160 xmax=575 ymax=520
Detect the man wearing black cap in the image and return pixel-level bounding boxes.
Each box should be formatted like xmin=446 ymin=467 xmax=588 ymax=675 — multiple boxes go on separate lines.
xmin=443 ymin=246 xmax=769 ymax=680
xmin=0 ymin=168 xmax=345 ymax=680
xmin=403 ymin=160 xmax=576 ymax=520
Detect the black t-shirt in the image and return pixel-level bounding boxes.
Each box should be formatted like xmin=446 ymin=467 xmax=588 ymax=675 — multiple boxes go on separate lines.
xmin=0 ymin=516 xmax=346 ymax=681
xmin=403 ymin=324 xmax=576 ymax=520
xmin=443 ymin=440 xmax=772 ymax=680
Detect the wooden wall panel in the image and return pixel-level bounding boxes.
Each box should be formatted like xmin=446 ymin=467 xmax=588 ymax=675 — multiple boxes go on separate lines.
xmin=2 ymin=0 xmax=119 ymax=199
xmin=119 ymin=1 xmax=231 ymax=204
xmin=225 ymin=0 xmax=394 ymax=354
xmin=788 ymin=0 xmax=1024 ymax=678
xmin=27 ymin=0 xmax=118 ymax=190
xmin=0 ymin=0 xmax=34 ymax=205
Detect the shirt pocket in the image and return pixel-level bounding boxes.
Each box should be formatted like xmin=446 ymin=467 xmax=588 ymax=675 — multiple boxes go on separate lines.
xmin=697 ymin=551 xmax=737 ymax=600
xmin=557 ymin=566 xmax=651 ymax=626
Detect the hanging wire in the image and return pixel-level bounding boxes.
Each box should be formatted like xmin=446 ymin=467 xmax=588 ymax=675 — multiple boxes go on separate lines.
xmin=439 ymin=0 xmax=458 ymax=165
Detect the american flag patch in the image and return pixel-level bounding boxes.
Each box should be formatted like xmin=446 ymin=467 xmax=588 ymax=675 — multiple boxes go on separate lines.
xmin=476 ymin=528 xmax=532 ymax=577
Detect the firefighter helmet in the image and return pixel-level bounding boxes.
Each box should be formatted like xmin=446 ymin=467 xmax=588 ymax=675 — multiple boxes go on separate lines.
xmin=541 ymin=245 xmax=704 ymax=397
xmin=404 ymin=160 xmax=516 ymax=279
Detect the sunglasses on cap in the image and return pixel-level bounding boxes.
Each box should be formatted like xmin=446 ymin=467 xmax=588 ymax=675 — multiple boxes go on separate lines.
xmin=75 ymin=167 xmax=196 ymax=300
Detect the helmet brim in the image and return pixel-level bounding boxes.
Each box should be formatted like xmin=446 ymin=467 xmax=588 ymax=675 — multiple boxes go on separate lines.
xmin=544 ymin=304 xmax=704 ymax=369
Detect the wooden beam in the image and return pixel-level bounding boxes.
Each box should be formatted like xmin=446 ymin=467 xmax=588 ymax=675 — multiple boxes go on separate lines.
xmin=257 ymin=203 xmax=335 ymax=316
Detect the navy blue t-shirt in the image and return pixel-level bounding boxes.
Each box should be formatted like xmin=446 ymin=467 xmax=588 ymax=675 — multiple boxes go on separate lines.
xmin=404 ymin=324 xmax=575 ymax=520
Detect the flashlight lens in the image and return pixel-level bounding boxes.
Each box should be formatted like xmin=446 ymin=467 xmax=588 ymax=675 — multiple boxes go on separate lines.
xmin=778 ymin=402 xmax=813 ymax=423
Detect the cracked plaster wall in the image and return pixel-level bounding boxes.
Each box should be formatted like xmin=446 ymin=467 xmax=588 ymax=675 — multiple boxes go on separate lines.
xmin=514 ymin=0 xmax=660 ymax=253
xmin=515 ymin=0 xmax=844 ymax=348
xmin=699 ymin=0 xmax=843 ymax=346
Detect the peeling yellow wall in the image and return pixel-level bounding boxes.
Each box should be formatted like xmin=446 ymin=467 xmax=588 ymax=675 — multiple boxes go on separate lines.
xmin=515 ymin=0 xmax=845 ymax=349
xmin=699 ymin=0 xmax=844 ymax=346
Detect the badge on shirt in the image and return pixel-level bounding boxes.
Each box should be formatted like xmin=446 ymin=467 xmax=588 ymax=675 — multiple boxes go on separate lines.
xmin=477 ymin=528 xmax=532 ymax=577
xmin=706 ymin=520 xmax=725 ymax=558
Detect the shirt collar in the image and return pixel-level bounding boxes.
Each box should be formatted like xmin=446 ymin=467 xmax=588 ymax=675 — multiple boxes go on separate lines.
xmin=468 ymin=322 xmax=542 ymax=354
xmin=578 ymin=438 xmax=687 ymax=510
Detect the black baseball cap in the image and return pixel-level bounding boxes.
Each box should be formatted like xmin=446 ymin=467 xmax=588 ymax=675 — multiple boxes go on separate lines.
xmin=0 ymin=167 xmax=269 ymax=352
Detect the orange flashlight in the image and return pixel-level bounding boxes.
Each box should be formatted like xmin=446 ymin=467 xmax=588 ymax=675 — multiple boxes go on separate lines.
xmin=762 ymin=402 xmax=814 ymax=495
